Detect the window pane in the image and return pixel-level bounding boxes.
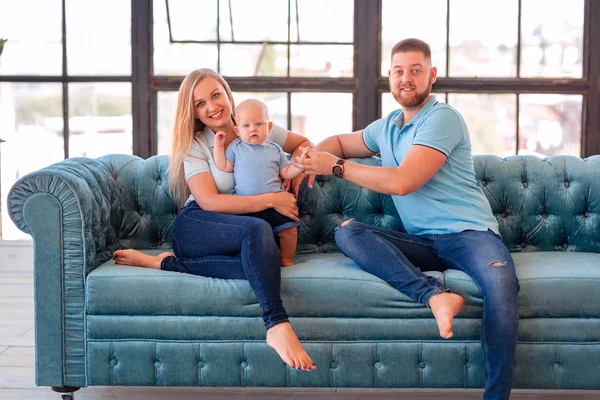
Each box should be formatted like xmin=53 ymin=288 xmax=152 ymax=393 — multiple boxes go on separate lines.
xmin=220 ymin=45 xmax=288 ymax=77
xmin=157 ymin=91 xmax=178 ymax=156
xmin=291 ymin=93 xmax=352 ymax=144
xmin=381 ymin=93 xmax=446 ymax=118
xmin=518 ymin=94 xmax=582 ymax=157
xmin=1 ymin=83 xmax=64 ymax=239
xmin=234 ymin=93 xmax=288 ymax=129
xmin=0 ymin=0 xmax=62 ymax=75
xmin=68 ymin=83 xmax=132 ymax=158
xmin=220 ymin=0 xmax=289 ymax=42
xmin=66 ymin=0 xmax=131 ymax=75
xmin=154 ymin=0 xmax=218 ymax=74
xmin=290 ymin=45 xmax=353 ymax=77
xmin=291 ymin=0 xmax=353 ymax=43
xmin=381 ymin=0 xmax=447 ymax=76
xmin=166 ymin=0 xmax=218 ymax=41
xmin=449 ymin=0 xmax=518 ymax=77
xmin=447 ymin=94 xmax=517 ymax=156
xmin=520 ymin=0 xmax=584 ymax=78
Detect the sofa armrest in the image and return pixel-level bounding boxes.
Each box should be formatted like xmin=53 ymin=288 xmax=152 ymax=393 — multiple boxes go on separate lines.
xmin=7 ymin=157 xmax=117 ymax=387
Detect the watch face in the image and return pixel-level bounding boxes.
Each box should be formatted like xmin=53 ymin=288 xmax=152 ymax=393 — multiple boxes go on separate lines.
xmin=332 ymin=165 xmax=343 ymax=178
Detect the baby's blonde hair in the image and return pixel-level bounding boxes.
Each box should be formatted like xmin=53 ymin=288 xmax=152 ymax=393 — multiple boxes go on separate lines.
xmin=235 ymin=99 xmax=269 ymax=122
xmin=167 ymin=69 xmax=236 ymax=206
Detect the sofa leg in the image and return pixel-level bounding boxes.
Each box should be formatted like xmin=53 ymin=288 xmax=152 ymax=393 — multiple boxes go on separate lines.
xmin=51 ymin=386 xmax=80 ymax=400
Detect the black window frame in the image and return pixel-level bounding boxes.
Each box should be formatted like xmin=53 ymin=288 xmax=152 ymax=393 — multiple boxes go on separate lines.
xmin=0 ymin=0 xmax=598 ymax=159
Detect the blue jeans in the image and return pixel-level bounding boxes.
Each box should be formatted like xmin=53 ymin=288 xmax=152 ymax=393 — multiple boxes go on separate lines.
xmin=161 ymin=202 xmax=288 ymax=329
xmin=335 ymin=221 xmax=519 ymax=400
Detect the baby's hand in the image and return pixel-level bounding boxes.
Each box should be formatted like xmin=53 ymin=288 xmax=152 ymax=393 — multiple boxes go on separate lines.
xmin=214 ymin=131 xmax=226 ymax=147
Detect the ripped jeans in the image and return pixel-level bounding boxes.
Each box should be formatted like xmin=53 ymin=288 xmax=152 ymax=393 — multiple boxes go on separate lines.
xmin=335 ymin=221 xmax=519 ymax=400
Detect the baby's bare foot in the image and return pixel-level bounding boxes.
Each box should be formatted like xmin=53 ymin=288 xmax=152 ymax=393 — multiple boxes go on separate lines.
xmin=280 ymin=258 xmax=295 ymax=267
xmin=266 ymin=322 xmax=316 ymax=371
xmin=428 ymin=292 xmax=464 ymax=339
xmin=112 ymin=250 xmax=174 ymax=269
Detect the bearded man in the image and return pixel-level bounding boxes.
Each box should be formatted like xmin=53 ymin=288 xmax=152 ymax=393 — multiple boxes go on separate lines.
xmin=293 ymin=38 xmax=519 ymax=400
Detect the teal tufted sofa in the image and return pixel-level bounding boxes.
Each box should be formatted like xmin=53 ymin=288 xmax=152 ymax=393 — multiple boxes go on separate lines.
xmin=7 ymin=154 xmax=600 ymax=394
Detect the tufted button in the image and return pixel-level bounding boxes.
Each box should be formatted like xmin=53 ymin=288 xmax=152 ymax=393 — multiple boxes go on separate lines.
xmin=553 ymin=362 xmax=560 ymax=370
xmin=154 ymin=361 xmax=160 ymax=368
xmin=330 ymin=362 xmax=338 ymax=369
xmin=564 ymin=181 xmax=570 ymax=188
xmin=584 ymin=212 xmax=590 ymax=218
xmin=466 ymin=362 xmax=471 ymax=369
xmin=502 ymin=212 xmax=508 ymax=218
xmin=110 ymin=358 xmax=117 ymax=366
xmin=197 ymin=360 xmax=205 ymax=368
xmin=520 ymin=242 xmax=526 ymax=248
xmin=481 ymin=180 xmax=487 ymax=187
xmin=316 ymin=241 xmax=323 ymax=247
xmin=562 ymin=242 xmax=568 ymax=249
xmin=374 ymin=362 xmax=382 ymax=369
xmin=156 ymin=179 xmax=162 ymax=185
xmin=418 ymin=362 xmax=426 ymax=369
xmin=542 ymin=213 xmax=548 ymax=219
xmin=522 ymin=182 xmax=528 ymax=188
xmin=241 ymin=361 xmax=248 ymax=368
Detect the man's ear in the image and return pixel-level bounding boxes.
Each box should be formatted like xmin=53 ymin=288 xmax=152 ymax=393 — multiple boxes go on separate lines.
xmin=234 ymin=126 xmax=240 ymax=136
xmin=430 ymin=66 xmax=437 ymax=84
xmin=268 ymin=121 xmax=273 ymax=132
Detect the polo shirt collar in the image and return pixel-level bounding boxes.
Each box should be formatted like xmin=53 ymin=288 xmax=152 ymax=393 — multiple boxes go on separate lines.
xmin=393 ymin=95 xmax=439 ymax=130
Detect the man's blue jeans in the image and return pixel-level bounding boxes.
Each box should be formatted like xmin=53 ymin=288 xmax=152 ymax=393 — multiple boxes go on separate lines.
xmin=335 ymin=221 xmax=519 ymax=400
xmin=161 ymin=202 xmax=289 ymax=330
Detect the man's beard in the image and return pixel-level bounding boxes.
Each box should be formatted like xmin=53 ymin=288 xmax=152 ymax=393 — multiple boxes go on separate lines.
xmin=390 ymin=80 xmax=432 ymax=109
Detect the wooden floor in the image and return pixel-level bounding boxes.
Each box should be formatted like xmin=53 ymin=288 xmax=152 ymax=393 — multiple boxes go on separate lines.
xmin=1 ymin=240 xmax=600 ymax=400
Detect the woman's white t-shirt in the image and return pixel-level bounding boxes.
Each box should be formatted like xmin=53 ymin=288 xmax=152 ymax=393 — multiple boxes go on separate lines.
xmin=183 ymin=124 xmax=289 ymax=205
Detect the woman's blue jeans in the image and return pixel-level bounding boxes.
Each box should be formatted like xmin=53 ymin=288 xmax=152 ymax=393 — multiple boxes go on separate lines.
xmin=335 ymin=221 xmax=519 ymax=400
xmin=161 ymin=202 xmax=288 ymax=330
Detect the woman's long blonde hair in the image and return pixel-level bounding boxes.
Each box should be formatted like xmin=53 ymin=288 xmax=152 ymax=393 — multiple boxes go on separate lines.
xmin=167 ymin=68 xmax=236 ymax=206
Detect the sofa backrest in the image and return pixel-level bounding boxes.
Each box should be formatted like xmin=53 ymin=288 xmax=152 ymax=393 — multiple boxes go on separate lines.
xmin=99 ymin=154 xmax=600 ymax=254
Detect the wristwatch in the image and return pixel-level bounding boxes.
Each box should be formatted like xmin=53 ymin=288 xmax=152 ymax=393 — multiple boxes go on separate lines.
xmin=332 ymin=158 xmax=346 ymax=178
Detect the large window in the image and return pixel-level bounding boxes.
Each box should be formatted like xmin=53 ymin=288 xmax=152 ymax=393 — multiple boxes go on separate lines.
xmin=1 ymin=0 xmax=599 ymax=239
xmin=381 ymin=0 xmax=587 ymax=158
xmin=0 ymin=0 xmax=132 ymax=239
xmin=153 ymin=0 xmax=355 ymax=152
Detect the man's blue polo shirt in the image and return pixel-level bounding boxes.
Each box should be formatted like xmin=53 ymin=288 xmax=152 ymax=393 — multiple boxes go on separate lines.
xmin=363 ymin=95 xmax=499 ymax=236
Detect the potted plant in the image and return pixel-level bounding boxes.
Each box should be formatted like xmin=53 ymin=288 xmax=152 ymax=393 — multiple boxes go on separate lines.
xmin=0 ymin=38 xmax=5 ymax=145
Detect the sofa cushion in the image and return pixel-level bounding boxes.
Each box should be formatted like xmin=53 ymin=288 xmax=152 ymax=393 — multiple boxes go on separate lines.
xmin=87 ymin=250 xmax=600 ymax=320
xmin=86 ymin=251 xmax=444 ymax=319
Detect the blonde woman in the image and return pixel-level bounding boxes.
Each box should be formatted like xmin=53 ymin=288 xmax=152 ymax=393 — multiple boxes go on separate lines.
xmin=113 ymin=69 xmax=316 ymax=371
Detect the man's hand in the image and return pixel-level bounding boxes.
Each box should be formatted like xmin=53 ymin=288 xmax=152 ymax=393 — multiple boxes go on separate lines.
xmin=293 ymin=149 xmax=338 ymax=176
xmin=214 ymin=131 xmax=226 ymax=147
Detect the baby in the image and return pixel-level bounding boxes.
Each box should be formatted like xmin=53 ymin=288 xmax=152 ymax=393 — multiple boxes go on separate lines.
xmin=214 ymin=99 xmax=305 ymax=267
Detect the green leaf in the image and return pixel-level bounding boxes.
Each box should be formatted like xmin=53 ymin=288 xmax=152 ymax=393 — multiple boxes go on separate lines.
xmin=0 ymin=38 xmax=7 ymax=57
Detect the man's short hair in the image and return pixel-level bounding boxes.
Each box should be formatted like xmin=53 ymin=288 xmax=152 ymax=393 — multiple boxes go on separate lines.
xmin=391 ymin=38 xmax=432 ymax=61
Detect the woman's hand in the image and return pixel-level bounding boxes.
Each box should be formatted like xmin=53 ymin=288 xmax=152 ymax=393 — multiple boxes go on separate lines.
xmin=270 ymin=191 xmax=300 ymax=221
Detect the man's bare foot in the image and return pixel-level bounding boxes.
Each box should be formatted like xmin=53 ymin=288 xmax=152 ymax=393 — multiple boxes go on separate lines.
xmin=112 ymin=250 xmax=174 ymax=269
xmin=428 ymin=292 xmax=464 ymax=339
xmin=266 ymin=322 xmax=316 ymax=371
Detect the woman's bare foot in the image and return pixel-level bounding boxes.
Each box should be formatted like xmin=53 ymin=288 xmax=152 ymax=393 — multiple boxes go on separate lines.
xmin=112 ymin=250 xmax=174 ymax=269
xmin=428 ymin=292 xmax=464 ymax=339
xmin=266 ymin=322 xmax=316 ymax=371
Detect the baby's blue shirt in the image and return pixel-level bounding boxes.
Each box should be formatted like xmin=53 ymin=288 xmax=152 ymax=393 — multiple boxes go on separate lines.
xmin=226 ymin=138 xmax=290 ymax=196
